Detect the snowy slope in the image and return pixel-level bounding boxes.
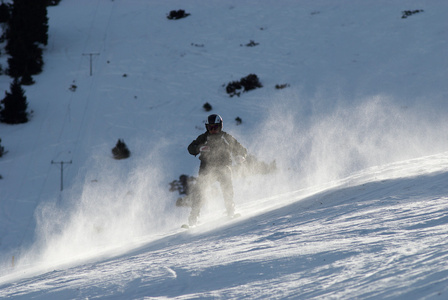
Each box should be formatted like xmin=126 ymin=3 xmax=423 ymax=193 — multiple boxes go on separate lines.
xmin=1 ymin=0 xmax=448 ymax=299
xmin=1 ymin=153 xmax=448 ymax=299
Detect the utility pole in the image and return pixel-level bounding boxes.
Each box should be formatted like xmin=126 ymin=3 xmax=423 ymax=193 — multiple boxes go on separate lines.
xmin=51 ymin=160 xmax=72 ymax=191
xmin=82 ymin=52 xmax=100 ymax=76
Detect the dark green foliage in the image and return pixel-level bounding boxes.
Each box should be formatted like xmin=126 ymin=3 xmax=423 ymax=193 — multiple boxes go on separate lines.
xmin=112 ymin=139 xmax=131 ymax=159
xmin=69 ymin=83 xmax=77 ymax=92
xmin=10 ymin=0 xmax=48 ymax=46
xmin=203 ymin=102 xmax=212 ymax=112
xmin=402 ymin=10 xmax=424 ymax=19
xmin=6 ymin=0 xmax=48 ymax=77
xmin=275 ymin=83 xmax=290 ymax=90
xmin=167 ymin=10 xmax=190 ymax=20
xmin=242 ymin=40 xmax=259 ymax=47
xmin=7 ymin=42 xmax=44 ymax=77
xmin=226 ymin=81 xmax=242 ymax=97
xmin=226 ymin=74 xmax=263 ymax=97
xmin=46 ymin=0 xmax=61 ymax=6
xmin=235 ymin=117 xmax=242 ymax=125
xmin=20 ymin=71 xmax=35 ymax=86
xmin=0 ymin=138 xmax=5 ymax=157
xmin=169 ymin=174 xmax=196 ymax=195
xmin=0 ymin=78 xmax=29 ymax=124
xmin=240 ymin=74 xmax=262 ymax=91
xmin=170 ymin=174 xmax=197 ymax=207
xmin=0 ymin=2 xmax=10 ymax=23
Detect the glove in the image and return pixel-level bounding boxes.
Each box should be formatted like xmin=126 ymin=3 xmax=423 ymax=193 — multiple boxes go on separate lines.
xmin=235 ymin=155 xmax=246 ymax=164
xmin=199 ymin=145 xmax=210 ymax=152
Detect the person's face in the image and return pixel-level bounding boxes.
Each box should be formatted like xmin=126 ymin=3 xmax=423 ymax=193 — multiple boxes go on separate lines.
xmin=207 ymin=124 xmax=221 ymax=134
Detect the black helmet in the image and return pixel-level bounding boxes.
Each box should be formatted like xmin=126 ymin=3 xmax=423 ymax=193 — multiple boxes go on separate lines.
xmin=205 ymin=114 xmax=223 ymax=131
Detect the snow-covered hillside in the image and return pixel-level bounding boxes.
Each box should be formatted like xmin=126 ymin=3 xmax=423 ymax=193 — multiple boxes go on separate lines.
xmin=1 ymin=1 xmax=448 ymax=299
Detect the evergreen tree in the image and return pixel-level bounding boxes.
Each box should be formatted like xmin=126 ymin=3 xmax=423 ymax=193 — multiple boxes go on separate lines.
xmin=7 ymin=0 xmax=48 ymax=47
xmin=112 ymin=139 xmax=131 ymax=159
xmin=0 ymin=138 xmax=5 ymax=157
xmin=7 ymin=41 xmax=43 ymax=77
xmin=0 ymin=2 xmax=10 ymax=24
xmin=0 ymin=78 xmax=28 ymax=124
xmin=47 ymin=0 xmax=62 ymax=6
xmin=20 ymin=69 xmax=35 ymax=86
xmin=6 ymin=0 xmax=48 ymax=77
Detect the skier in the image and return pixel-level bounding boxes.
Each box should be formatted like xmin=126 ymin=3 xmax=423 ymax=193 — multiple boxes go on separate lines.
xmin=187 ymin=114 xmax=247 ymax=226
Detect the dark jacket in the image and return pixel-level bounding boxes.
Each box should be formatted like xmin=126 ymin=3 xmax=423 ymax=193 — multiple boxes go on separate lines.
xmin=188 ymin=131 xmax=247 ymax=169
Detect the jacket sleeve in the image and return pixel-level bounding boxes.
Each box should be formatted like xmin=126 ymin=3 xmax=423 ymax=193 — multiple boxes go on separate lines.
xmin=188 ymin=133 xmax=207 ymax=156
xmin=226 ymin=133 xmax=247 ymax=157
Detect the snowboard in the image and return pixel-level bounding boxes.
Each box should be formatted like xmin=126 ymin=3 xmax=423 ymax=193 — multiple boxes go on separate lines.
xmin=181 ymin=213 xmax=241 ymax=230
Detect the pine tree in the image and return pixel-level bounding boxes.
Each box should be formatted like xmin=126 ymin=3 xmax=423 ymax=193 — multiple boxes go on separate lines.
xmin=0 ymin=138 xmax=5 ymax=157
xmin=47 ymin=0 xmax=62 ymax=6
xmin=112 ymin=139 xmax=131 ymax=159
xmin=7 ymin=41 xmax=44 ymax=78
xmin=7 ymin=0 xmax=48 ymax=47
xmin=20 ymin=69 xmax=35 ymax=86
xmin=0 ymin=78 xmax=28 ymax=124
xmin=6 ymin=0 xmax=48 ymax=77
xmin=0 ymin=2 xmax=10 ymax=24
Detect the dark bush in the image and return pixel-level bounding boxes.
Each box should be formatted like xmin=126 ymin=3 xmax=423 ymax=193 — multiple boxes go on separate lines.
xmin=240 ymin=74 xmax=262 ymax=91
xmin=169 ymin=174 xmax=196 ymax=195
xmin=112 ymin=139 xmax=131 ymax=159
xmin=170 ymin=174 xmax=198 ymax=207
xmin=402 ymin=9 xmax=424 ymax=19
xmin=243 ymin=40 xmax=259 ymax=47
xmin=0 ymin=138 xmax=5 ymax=157
xmin=226 ymin=74 xmax=262 ymax=97
xmin=69 ymin=84 xmax=77 ymax=92
xmin=226 ymin=81 xmax=242 ymax=97
xmin=167 ymin=10 xmax=190 ymax=20
xmin=235 ymin=117 xmax=242 ymax=125
xmin=275 ymin=83 xmax=290 ymax=90
xmin=203 ymin=102 xmax=212 ymax=112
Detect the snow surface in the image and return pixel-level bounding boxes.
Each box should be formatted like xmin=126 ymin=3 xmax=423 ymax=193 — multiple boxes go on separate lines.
xmin=1 ymin=0 xmax=448 ymax=299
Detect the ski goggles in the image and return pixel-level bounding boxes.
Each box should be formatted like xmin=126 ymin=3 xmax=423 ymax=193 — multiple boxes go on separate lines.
xmin=207 ymin=124 xmax=221 ymax=131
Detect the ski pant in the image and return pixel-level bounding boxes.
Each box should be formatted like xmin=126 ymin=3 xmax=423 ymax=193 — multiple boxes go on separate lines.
xmin=189 ymin=165 xmax=234 ymax=225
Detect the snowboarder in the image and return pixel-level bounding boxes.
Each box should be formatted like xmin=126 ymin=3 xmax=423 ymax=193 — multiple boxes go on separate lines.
xmin=187 ymin=114 xmax=247 ymax=226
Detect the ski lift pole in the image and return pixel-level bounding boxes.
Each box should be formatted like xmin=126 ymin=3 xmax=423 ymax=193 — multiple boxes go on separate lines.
xmin=51 ymin=160 xmax=72 ymax=191
xmin=82 ymin=52 xmax=100 ymax=76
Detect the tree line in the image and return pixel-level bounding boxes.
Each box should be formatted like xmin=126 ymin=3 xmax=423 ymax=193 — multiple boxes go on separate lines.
xmin=0 ymin=0 xmax=60 ymax=163
xmin=0 ymin=0 xmax=60 ymax=125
